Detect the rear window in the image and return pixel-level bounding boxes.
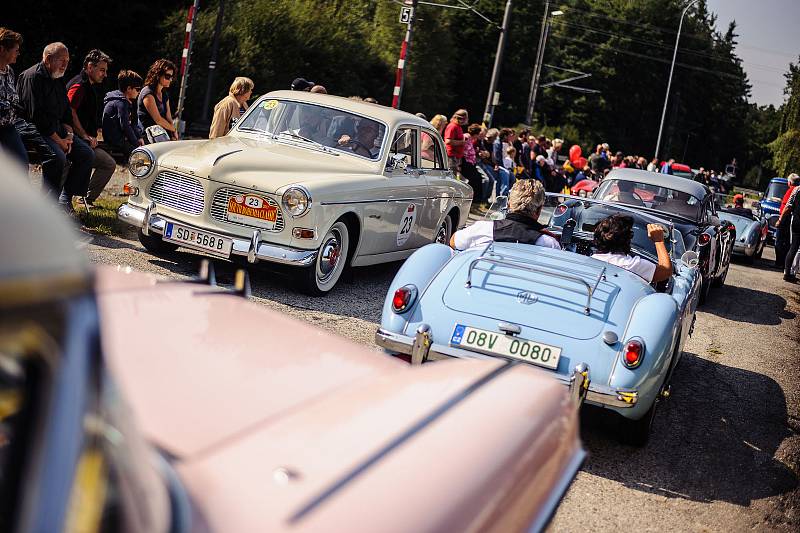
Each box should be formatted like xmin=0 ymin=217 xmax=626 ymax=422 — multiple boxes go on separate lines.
xmin=595 ymin=179 xmax=702 ymax=221
xmin=765 ymin=182 xmax=788 ymax=201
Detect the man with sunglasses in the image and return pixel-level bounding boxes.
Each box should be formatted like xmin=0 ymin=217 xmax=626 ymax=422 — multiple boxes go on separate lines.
xmin=68 ymin=49 xmax=116 ymax=205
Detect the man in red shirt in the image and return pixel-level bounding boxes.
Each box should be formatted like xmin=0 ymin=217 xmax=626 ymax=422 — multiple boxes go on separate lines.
xmin=444 ymin=109 xmax=467 ymax=175
xmin=779 ymin=173 xmax=798 ymax=215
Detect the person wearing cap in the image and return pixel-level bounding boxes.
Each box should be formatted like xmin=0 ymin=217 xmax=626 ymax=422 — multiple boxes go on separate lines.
xmin=728 ymin=194 xmax=754 ymax=219
xmin=444 ymin=109 xmax=468 ymax=174
xmin=777 ymin=179 xmax=800 ymax=282
xmin=291 ymin=77 xmax=315 ymax=91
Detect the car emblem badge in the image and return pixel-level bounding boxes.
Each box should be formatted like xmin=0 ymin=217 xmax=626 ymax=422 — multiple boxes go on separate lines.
xmin=517 ymin=291 xmax=538 ymax=305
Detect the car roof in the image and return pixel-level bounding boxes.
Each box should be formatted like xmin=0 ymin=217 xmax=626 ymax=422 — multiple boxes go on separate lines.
xmin=606 ymin=168 xmax=709 ymax=198
xmin=0 ymin=154 xmax=90 ymax=307
xmin=260 ymin=90 xmax=434 ymax=130
xmin=672 ymin=163 xmax=691 ymax=172
xmin=769 ymin=177 xmax=788 ymax=184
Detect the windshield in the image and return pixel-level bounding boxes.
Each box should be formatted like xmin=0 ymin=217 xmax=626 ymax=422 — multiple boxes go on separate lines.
xmin=764 ymin=182 xmax=788 ymax=202
xmin=236 ymin=98 xmax=387 ymax=160
xmin=595 ymin=178 xmax=703 ymax=221
xmin=672 ymin=169 xmax=693 ymax=180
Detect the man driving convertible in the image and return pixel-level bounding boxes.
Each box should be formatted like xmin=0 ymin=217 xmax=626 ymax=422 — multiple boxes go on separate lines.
xmin=591 ymin=214 xmax=672 ymax=283
xmin=450 ymin=179 xmax=560 ymax=250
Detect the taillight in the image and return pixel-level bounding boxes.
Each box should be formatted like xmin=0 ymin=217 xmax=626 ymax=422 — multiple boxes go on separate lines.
xmin=622 ymin=339 xmax=644 ymax=369
xmin=554 ymin=203 xmax=568 ymax=216
xmin=391 ymin=284 xmax=417 ymax=313
xmin=698 ymin=233 xmax=711 ymax=245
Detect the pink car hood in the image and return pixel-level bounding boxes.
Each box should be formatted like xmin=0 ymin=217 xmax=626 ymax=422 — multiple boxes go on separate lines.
xmin=96 ymin=267 xmax=582 ymax=532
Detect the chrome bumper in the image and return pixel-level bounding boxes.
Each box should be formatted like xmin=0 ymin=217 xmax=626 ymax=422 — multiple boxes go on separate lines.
xmin=375 ymin=326 xmax=637 ymax=409
xmin=118 ymin=202 xmax=317 ymax=267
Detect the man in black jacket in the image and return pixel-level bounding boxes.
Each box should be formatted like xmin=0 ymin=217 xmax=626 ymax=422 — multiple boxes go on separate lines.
xmin=17 ymin=42 xmax=94 ymax=212
xmin=67 ymin=49 xmax=116 ymax=205
xmin=778 ymin=185 xmax=800 ymax=283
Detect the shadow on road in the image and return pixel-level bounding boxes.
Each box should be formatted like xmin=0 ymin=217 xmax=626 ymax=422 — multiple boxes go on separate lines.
xmin=703 ymin=284 xmax=795 ymax=325
xmin=580 ymin=352 xmax=797 ymax=506
xmin=144 ymin=249 xmax=399 ymax=322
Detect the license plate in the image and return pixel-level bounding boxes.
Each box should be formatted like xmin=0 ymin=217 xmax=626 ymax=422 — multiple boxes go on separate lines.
xmin=163 ymin=222 xmax=233 ymax=257
xmin=450 ymin=324 xmax=561 ymax=370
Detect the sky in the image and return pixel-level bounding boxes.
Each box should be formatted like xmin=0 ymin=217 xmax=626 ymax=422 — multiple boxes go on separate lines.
xmin=706 ymin=0 xmax=799 ymax=107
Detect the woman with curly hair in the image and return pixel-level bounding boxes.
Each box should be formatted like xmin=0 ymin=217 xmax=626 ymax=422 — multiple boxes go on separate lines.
xmin=592 ymin=213 xmax=672 ymax=283
xmin=137 ymin=58 xmax=178 ymax=142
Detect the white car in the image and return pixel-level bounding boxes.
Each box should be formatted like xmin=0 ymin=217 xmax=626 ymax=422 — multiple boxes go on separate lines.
xmin=118 ymin=91 xmax=473 ymax=294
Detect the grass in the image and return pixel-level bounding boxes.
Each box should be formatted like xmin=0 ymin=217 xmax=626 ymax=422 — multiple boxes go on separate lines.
xmin=76 ymin=196 xmax=131 ymax=237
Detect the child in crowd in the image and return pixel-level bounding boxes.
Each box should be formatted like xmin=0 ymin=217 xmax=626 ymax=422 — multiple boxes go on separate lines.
xmin=102 ymin=70 xmax=144 ymax=159
xmin=504 ymin=146 xmax=516 ymax=175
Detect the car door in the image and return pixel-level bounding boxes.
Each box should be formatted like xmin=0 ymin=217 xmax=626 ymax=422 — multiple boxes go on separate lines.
xmin=419 ymin=128 xmax=453 ymax=241
xmin=368 ymin=125 xmax=430 ymax=253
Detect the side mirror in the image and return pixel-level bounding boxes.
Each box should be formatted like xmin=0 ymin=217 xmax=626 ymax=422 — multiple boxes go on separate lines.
xmin=385 ymin=153 xmax=407 ymax=172
xmin=680 ymin=250 xmax=700 ymax=269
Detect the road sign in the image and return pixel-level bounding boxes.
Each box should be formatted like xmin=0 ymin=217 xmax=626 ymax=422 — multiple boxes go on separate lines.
xmin=399 ymin=6 xmax=412 ymax=24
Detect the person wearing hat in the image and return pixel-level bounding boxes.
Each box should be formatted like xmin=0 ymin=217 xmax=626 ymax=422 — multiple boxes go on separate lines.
xmin=291 ymin=77 xmax=315 ymax=91
xmin=728 ymin=194 xmax=754 ymax=219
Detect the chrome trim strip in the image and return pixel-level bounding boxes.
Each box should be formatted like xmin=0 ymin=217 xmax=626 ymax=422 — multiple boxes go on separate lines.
xmin=375 ymin=328 xmax=637 ymax=408
xmin=289 ymin=359 xmax=518 ymax=524
xmin=118 ymin=203 xmax=316 ymax=267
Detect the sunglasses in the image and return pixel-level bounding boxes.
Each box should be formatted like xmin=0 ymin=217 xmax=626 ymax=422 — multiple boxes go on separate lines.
xmin=163 ymin=73 xmax=174 ymax=80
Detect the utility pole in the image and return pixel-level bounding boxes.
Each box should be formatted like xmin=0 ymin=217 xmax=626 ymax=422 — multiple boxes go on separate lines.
xmin=392 ymin=0 xmax=418 ymax=109
xmin=202 ymin=0 xmax=226 ymax=123
xmin=483 ymin=0 xmax=512 ymax=127
xmin=525 ymin=0 xmax=551 ymax=126
xmin=655 ymin=0 xmax=699 ymax=161
xmin=175 ymin=0 xmax=200 ymax=135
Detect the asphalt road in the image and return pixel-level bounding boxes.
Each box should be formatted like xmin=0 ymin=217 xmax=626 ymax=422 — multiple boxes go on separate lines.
xmin=84 ymin=225 xmax=799 ymax=531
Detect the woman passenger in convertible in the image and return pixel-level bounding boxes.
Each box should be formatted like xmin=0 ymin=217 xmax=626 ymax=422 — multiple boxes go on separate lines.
xmin=592 ymin=214 xmax=672 ymax=283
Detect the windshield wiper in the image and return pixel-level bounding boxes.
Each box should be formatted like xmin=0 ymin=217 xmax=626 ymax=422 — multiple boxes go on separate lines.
xmin=275 ymin=130 xmax=338 ymax=155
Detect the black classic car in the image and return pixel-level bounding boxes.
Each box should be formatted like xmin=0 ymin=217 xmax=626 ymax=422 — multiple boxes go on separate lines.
xmin=593 ymin=168 xmax=735 ymax=304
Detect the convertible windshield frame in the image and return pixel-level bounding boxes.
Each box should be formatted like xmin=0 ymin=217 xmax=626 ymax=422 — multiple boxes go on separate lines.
xmin=234 ymin=97 xmax=389 ymax=162
xmin=594 ymin=178 xmax=704 ymax=223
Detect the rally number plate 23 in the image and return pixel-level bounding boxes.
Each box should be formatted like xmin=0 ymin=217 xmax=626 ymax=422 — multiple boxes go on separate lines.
xmin=163 ymin=222 xmax=233 ymax=258
xmin=450 ymin=324 xmax=561 ymax=370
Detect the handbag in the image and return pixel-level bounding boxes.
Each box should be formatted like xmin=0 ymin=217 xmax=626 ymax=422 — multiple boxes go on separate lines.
xmin=144 ymin=125 xmax=170 ymax=144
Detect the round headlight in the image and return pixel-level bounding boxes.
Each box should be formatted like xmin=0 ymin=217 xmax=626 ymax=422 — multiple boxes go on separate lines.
xmin=282 ymin=187 xmax=311 ymax=217
xmin=128 ymin=149 xmax=154 ymax=178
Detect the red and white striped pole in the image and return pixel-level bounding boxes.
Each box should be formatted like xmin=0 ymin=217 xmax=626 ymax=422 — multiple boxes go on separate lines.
xmin=391 ymin=0 xmax=418 ymax=109
xmin=175 ymin=0 xmax=200 ymax=126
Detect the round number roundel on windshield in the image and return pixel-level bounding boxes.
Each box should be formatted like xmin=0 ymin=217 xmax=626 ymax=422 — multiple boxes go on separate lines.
xmin=396 ymin=203 xmax=417 ymax=246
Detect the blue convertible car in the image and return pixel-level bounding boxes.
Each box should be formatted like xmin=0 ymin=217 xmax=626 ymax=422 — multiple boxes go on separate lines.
xmin=376 ymin=195 xmax=702 ymax=445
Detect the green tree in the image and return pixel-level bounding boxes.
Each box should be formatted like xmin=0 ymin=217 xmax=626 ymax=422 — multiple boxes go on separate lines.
xmin=769 ymin=58 xmax=800 ymax=177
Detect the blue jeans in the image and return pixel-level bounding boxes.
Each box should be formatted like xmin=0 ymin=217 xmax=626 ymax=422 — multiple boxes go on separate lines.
xmin=496 ymin=166 xmax=513 ymax=197
xmin=43 ymin=134 xmax=94 ymax=200
xmin=0 ymin=124 xmax=29 ymax=169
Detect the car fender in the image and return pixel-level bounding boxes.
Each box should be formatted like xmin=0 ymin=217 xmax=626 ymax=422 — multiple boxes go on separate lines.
xmin=380 ymin=243 xmax=454 ymax=333
xmin=612 ymin=293 xmax=679 ymax=419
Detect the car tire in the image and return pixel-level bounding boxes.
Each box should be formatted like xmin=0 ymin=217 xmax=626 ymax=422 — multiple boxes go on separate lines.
xmin=712 ymin=261 xmax=729 ymax=287
xmin=699 ymin=275 xmax=711 ymax=305
xmin=619 ymin=399 xmax=658 ymax=447
xmin=435 ymin=214 xmax=453 ymax=244
xmin=138 ymin=229 xmax=179 ymax=254
xmin=297 ymin=220 xmax=349 ymax=296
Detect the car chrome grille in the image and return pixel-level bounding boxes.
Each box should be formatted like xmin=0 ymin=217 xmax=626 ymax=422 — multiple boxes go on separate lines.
xmin=148 ymin=171 xmax=205 ymax=215
xmin=210 ymin=187 xmax=285 ymax=232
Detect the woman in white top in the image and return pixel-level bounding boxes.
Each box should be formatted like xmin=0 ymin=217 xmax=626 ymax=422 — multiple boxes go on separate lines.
xmin=591 ymin=214 xmax=672 ymax=283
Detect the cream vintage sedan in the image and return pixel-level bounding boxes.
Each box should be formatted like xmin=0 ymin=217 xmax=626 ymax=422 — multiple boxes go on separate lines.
xmin=118 ymin=91 xmax=473 ymax=294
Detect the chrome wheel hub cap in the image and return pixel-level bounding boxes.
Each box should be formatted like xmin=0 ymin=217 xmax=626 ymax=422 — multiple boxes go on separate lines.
xmin=318 ymin=234 xmax=341 ymax=280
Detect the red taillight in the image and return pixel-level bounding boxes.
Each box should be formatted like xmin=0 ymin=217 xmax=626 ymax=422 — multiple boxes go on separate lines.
xmin=622 ymin=339 xmax=644 ymax=368
xmin=698 ymin=233 xmax=711 ymax=245
xmin=391 ymin=285 xmax=417 ymax=313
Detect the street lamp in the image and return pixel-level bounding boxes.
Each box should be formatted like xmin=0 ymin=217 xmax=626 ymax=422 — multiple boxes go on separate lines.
xmin=525 ymin=4 xmax=564 ymax=125
xmin=654 ymin=0 xmax=700 ymax=161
